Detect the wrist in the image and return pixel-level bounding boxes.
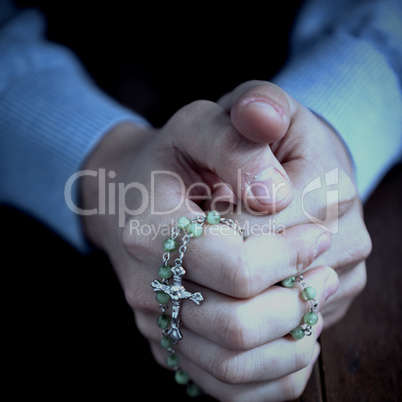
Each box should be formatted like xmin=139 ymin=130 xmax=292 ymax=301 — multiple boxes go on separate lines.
xmin=81 ymin=123 xmax=153 ymax=249
xmin=83 ymin=123 xmax=151 ymax=172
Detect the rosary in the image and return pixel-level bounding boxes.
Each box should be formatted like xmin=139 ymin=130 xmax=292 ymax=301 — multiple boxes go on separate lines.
xmin=151 ymin=211 xmax=318 ymax=397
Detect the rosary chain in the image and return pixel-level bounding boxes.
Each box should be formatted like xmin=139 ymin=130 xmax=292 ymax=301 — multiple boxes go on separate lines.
xmin=154 ymin=211 xmax=245 ymax=397
xmin=219 ymin=217 xmax=245 ymax=237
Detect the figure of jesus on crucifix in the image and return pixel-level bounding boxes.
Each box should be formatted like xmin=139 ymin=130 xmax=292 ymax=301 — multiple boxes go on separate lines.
xmin=151 ymin=265 xmax=204 ymax=344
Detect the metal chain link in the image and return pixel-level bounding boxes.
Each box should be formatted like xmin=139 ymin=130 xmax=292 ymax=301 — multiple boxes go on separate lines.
xmin=294 ymin=274 xmax=318 ymax=337
xmin=154 ymin=211 xmax=246 ymax=396
xmin=219 ymin=217 xmax=245 ymax=238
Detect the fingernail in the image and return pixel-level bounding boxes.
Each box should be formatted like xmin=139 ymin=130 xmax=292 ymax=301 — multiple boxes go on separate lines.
xmin=312 ymin=232 xmax=332 ymax=259
xmin=249 ymin=167 xmax=291 ymax=205
xmin=325 ymin=268 xmax=339 ymax=300
xmin=244 ymin=97 xmax=286 ymax=118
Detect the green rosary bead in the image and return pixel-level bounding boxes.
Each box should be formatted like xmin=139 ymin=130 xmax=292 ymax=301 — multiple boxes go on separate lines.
xmin=163 ymin=238 xmax=178 ymax=252
xmin=304 ymin=311 xmax=319 ymax=326
xmin=188 ymin=222 xmax=203 ymax=237
xmin=155 ymin=213 xmax=247 ymax=392
xmin=166 ymin=353 xmax=180 ymax=368
xmin=187 ymin=384 xmax=202 ymax=397
xmin=175 ymin=370 xmax=190 ymax=385
xmin=161 ymin=336 xmax=173 ymax=350
xmin=302 ymin=286 xmax=317 ymax=300
xmin=157 ymin=314 xmax=171 ymax=329
xmin=290 ymin=326 xmax=305 ymax=340
xmin=281 ymin=276 xmax=296 ymax=288
xmin=177 ymin=216 xmax=191 ymax=230
xmin=207 ymin=210 xmax=221 ymax=224
xmin=156 ymin=292 xmax=171 ymax=304
xmin=158 ymin=265 xmax=172 ymax=279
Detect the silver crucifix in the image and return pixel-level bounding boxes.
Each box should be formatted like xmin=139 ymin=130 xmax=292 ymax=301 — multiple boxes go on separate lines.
xmin=151 ymin=265 xmax=203 ymax=344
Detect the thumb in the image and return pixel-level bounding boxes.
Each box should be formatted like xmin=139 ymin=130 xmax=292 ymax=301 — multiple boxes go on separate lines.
xmin=218 ymin=80 xmax=292 ymax=144
xmin=168 ymin=100 xmax=293 ymax=214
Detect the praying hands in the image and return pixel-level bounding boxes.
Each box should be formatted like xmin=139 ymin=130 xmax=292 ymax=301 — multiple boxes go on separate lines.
xmin=81 ymin=81 xmax=371 ymax=401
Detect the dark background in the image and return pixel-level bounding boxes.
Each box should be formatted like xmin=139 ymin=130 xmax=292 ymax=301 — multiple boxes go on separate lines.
xmin=16 ymin=0 xmax=302 ymax=126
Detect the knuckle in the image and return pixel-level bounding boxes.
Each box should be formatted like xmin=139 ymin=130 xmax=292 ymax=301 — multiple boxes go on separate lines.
xmin=185 ymin=99 xmax=217 ymax=114
xmin=322 ymin=304 xmax=349 ymax=327
xmin=121 ymin=220 xmax=140 ymax=250
xmin=301 ymin=168 xmax=357 ymax=221
xmin=337 ymin=170 xmax=357 ymax=213
xmin=351 ymin=263 xmax=368 ymax=296
xmin=281 ymin=376 xmax=306 ymax=401
xmin=222 ymin=252 xmax=254 ymax=298
xmin=357 ymin=268 xmax=368 ymax=294
xmin=357 ymin=229 xmax=373 ymax=260
xmin=122 ymin=221 xmax=133 ymax=248
xmin=171 ymin=99 xmax=218 ymax=130
xmin=211 ymin=353 xmax=246 ymax=385
xmin=124 ymin=283 xmax=155 ymax=313
xmin=124 ymin=287 xmax=141 ymax=310
xmin=213 ymin=306 xmax=257 ymax=351
xmin=133 ymin=314 xmax=151 ymax=339
xmin=218 ymin=312 xmax=247 ymax=350
xmin=348 ymin=228 xmax=372 ymax=265
xmin=295 ymin=243 xmax=315 ymax=273
xmin=149 ymin=341 xmax=169 ymax=369
xmin=121 ymin=219 xmax=153 ymax=262
xmin=335 ymin=226 xmax=372 ymax=271
xmin=293 ymin=344 xmax=313 ymax=372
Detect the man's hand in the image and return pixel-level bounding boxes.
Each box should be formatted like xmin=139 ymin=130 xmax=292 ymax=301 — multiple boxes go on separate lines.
xmin=218 ymin=80 xmax=372 ymax=328
xmin=81 ymin=100 xmax=337 ymax=401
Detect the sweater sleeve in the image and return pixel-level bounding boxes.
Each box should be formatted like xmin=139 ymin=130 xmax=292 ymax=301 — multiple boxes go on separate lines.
xmin=272 ymin=0 xmax=402 ymax=201
xmin=0 ymin=6 xmax=150 ymax=252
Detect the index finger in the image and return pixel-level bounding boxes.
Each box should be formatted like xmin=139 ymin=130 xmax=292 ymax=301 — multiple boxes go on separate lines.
xmin=182 ymin=217 xmax=332 ymax=298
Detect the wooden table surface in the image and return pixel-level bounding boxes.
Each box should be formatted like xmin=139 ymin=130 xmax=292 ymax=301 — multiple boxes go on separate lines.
xmin=2 ymin=165 xmax=401 ymax=401
xmin=298 ymin=163 xmax=402 ymax=402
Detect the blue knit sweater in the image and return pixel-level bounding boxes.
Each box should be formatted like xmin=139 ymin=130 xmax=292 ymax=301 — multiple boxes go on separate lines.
xmin=0 ymin=0 xmax=401 ymax=252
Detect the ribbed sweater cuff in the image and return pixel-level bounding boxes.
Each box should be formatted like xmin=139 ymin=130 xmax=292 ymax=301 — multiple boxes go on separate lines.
xmin=0 ymin=65 xmax=149 ymax=253
xmin=272 ymin=33 xmax=402 ymax=200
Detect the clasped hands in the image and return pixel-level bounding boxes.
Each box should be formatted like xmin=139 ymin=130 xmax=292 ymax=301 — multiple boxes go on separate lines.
xmin=82 ymin=81 xmax=371 ymax=402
